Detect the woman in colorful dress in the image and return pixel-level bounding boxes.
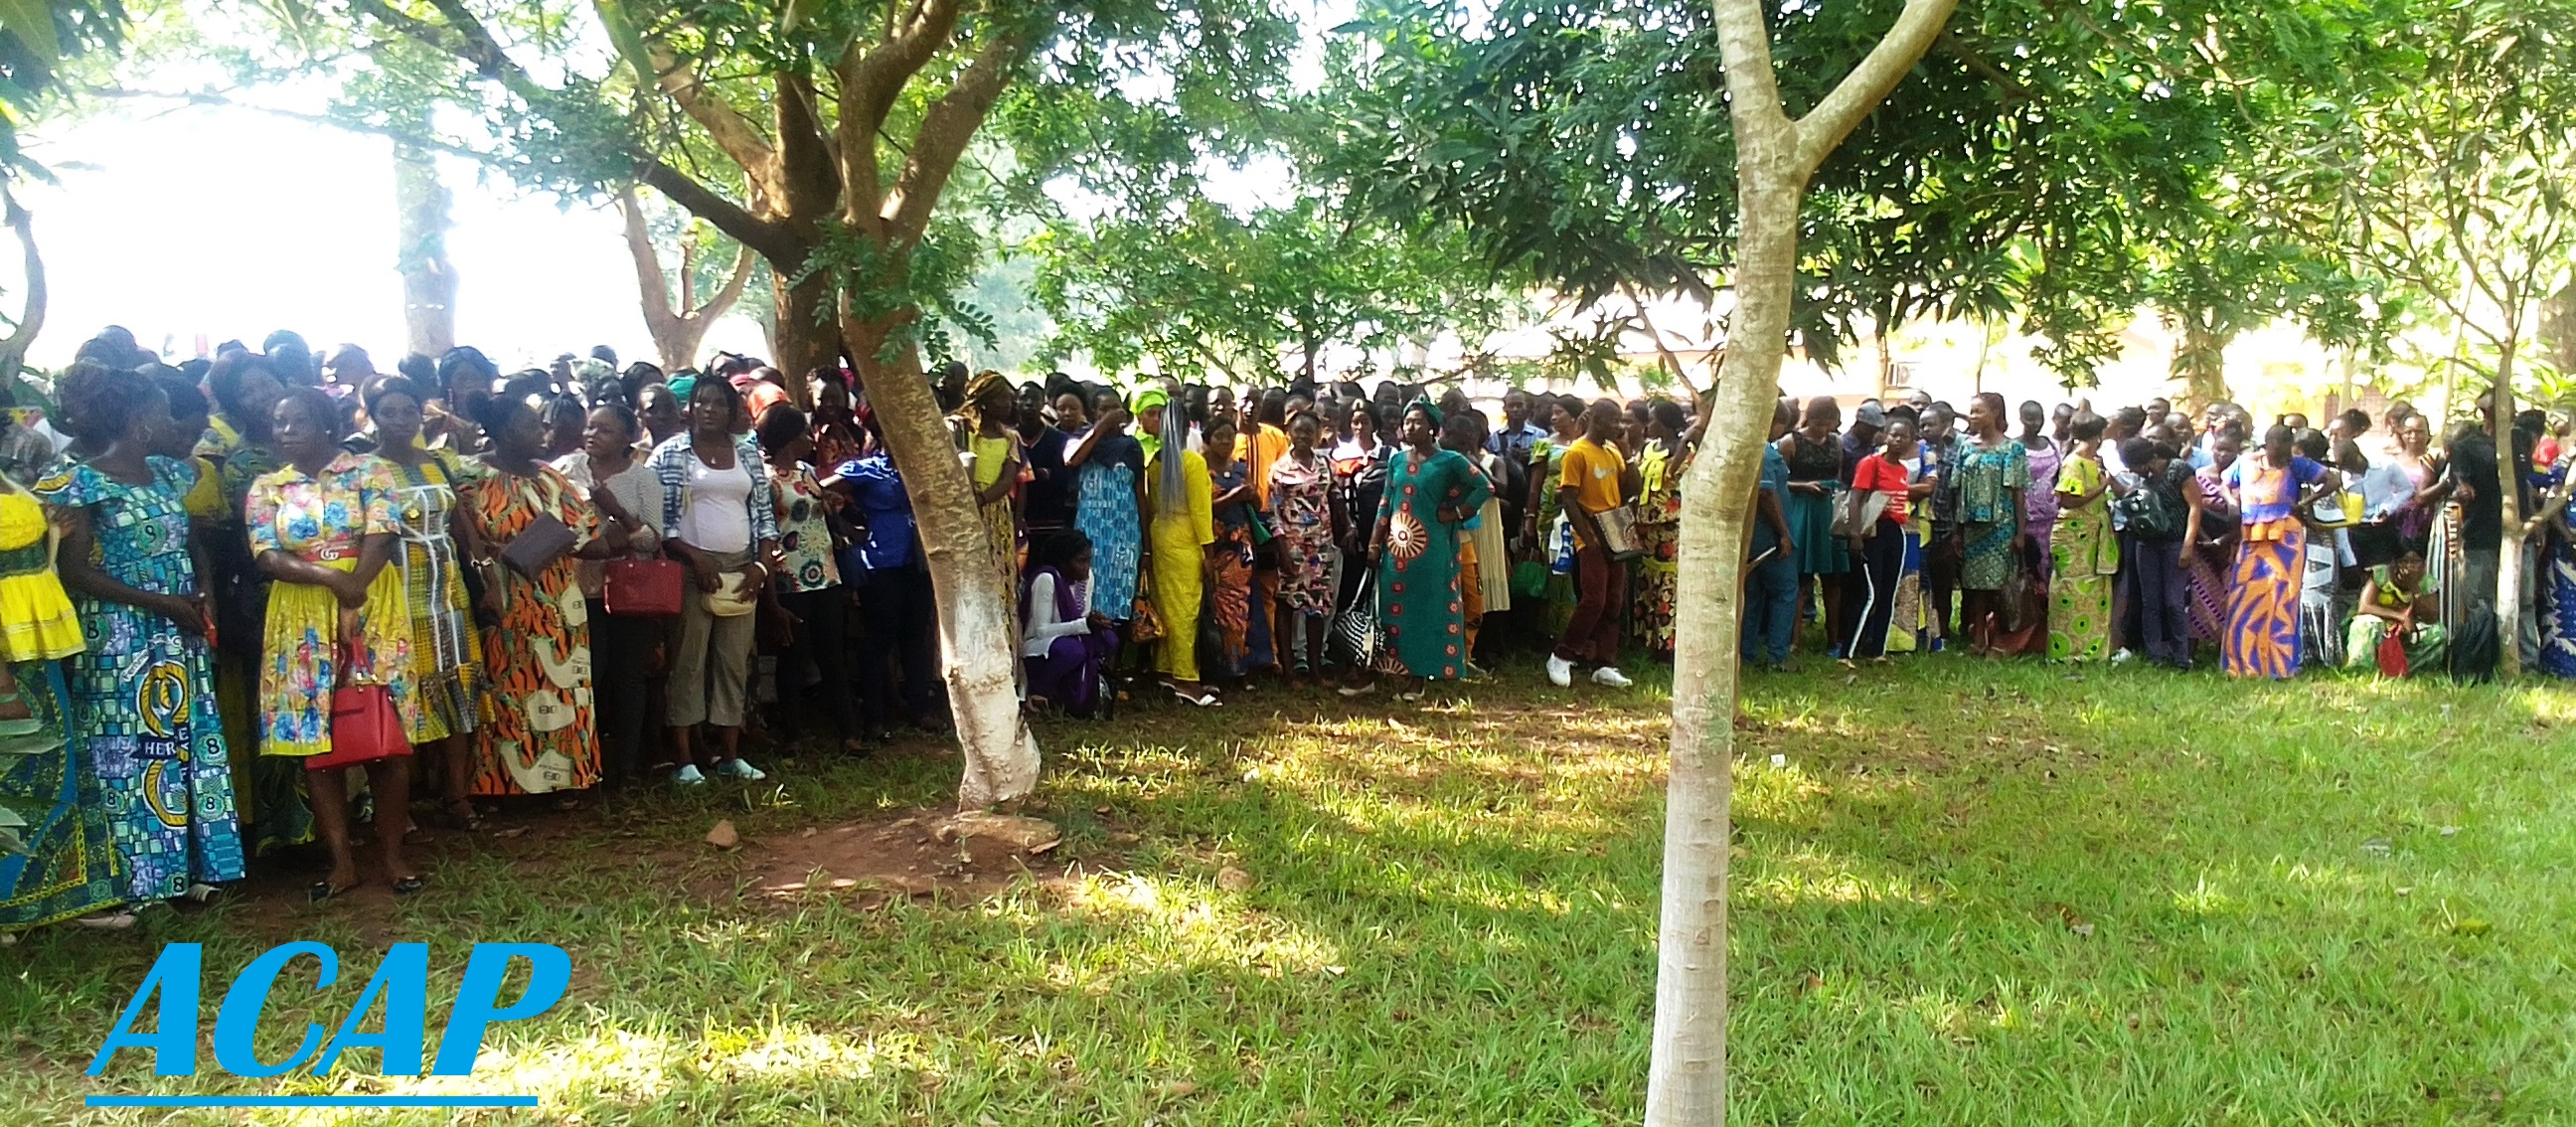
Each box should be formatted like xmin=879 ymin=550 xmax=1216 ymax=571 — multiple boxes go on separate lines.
xmin=461 ymin=396 xmax=616 ymax=800
xmin=1139 ymin=387 xmax=1217 ymax=707
xmin=1066 ymin=389 xmax=1146 ymax=625
xmin=755 ymin=403 xmax=860 ymax=753
xmin=1630 ymin=400 xmax=1695 ymax=657
xmin=2346 ymin=549 xmax=2447 ymax=676
xmin=962 ymin=372 xmax=1025 ymax=599
xmin=1779 ymin=397 xmax=1851 ymax=654
xmin=358 ymin=376 xmax=487 ymax=829
xmin=1200 ymin=414 xmax=1274 ymax=682
xmin=1358 ymin=401 xmax=1490 ymax=702
xmin=1950 ymin=394 xmax=2031 ymax=654
xmin=2017 ymin=401 xmax=2063 ymax=570
xmin=1526 ymin=396 xmax=1587 ymax=638
xmin=41 ymin=367 xmax=242 ymax=913
xmin=1269 ymin=410 xmax=1342 ymax=687
xmin=246 ymin=388 xmax=418 ymax=900
xmin=2185 ymin=428 xmax=2246 ymax=650
xmin=1332 ymin=403 xmax=1395 ymax=690
xmin=0 ymin=452 xmax=121 ymax=932
xmin=2220 ymin=423 xmax=2335 ymax=679
xmin=2047 ymin=412 xmax=2118 ymax=661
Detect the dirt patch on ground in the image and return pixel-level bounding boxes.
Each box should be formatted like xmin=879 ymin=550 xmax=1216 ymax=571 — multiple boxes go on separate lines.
xmin=693 ymin=814 xmax=1079 ymax=910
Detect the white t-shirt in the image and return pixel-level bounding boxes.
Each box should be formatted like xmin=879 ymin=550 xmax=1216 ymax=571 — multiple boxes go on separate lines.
xmin=1021 ymin=571 xmax=1093 ymax=658
xmin=679 ymin=452 xmax=754 ymax=553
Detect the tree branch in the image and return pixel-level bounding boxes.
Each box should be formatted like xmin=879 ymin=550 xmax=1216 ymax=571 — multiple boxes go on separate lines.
xmin=0 ymin=185 xmax=44 ymax=379
xmin=837 ymin=0 xmax=964 ymax=232
xmin=1793 ymin=0 xmax=1963 ymax=173
xmin=352 ymin=0 xmax=555 ymax=108
xmin=881 ymin=27 xmax=1027 ymax=246
xmin=618 ymin=184 xmax=681 ymax=334
xmin=592 ymin=0 xmax=782 ymax=202
xmin=694 ymin=244 xmax=758 ymax=323
xmin=81 ymin=84 xmax=514 ymax=168
xmin=637 ymin=159 xmax=799 ymax=264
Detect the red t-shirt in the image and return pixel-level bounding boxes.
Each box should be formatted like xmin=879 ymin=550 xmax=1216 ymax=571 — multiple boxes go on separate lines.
xmin=1850 ymin=452 xmax=1911 ymax=525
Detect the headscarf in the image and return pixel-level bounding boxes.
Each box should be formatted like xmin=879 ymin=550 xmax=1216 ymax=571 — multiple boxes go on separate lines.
xmin=960 ymin=370 xmax=1012 ymax=431
xmin=667 ymin=375 xmax=699 ymax=404
xmin=1409 ymin=397 xmax=1444 ymax=428
xmin=1131 ymin=385 xmax=1172 ymax=462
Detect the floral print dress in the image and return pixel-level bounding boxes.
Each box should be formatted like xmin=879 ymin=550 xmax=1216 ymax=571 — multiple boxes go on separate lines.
xmin=245 ymin=453 xmax=414 ymax=758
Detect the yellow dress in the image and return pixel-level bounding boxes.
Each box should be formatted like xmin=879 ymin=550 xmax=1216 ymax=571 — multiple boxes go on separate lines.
xmin=1145 ymin=448 xmax=1213 ymax=682
xmin=0 ymin=490 xmax=83 ymax=662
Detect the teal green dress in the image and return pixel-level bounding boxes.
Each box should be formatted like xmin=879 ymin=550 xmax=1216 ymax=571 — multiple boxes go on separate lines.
xmin=1371 ymin=447 xmax=1491 ymax=680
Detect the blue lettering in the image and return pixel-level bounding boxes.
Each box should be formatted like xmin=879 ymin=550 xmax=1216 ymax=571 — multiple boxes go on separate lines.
xmin=431 ymin=944 xmax=568 ymax=1075
xmin=212 ymin=942 xmax=336 ymax=1078
xmin=314 ymin=943 xmax=429 ymax=1077
xmin=87 ymin=943 xmax=203 ymax=1077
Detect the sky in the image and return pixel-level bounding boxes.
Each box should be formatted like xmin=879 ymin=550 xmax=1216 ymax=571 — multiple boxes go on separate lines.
xmin=13 ymin=100 xmax=774 ymax=372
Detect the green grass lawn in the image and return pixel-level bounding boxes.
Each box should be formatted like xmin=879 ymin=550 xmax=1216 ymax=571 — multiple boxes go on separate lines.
xmin=8 ymin=657 xmax=2573 ymax=1124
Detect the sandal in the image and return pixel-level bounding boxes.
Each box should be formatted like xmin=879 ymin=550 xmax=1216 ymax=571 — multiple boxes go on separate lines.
xmin=392 ymin=876 xmax=427 ymax=897
xmin=443 ymin=800 xmax=483 ymax=832
xmin=307 ymin=882 xmax=353 ymax=904
xmin=1171 ymin=686 xmax=1220 ymax=708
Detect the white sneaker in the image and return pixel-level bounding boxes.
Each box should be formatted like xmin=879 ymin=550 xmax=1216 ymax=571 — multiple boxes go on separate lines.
xmin=1591 ymin=666 xmax=1634 ymax=688
xmin=1546 ymin=654 xmax=1574 ymax=687
xmin=718 ymin=758 xmax=767 ymax=781
xmin=670 ymin=764 xmax=709 ymax=786
xmin=2110 ymin=648 xmax=2136 ymax=665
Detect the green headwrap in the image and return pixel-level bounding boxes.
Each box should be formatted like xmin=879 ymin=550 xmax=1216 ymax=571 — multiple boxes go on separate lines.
xmin=1409 ymin=397 xmax=1444 ymax=426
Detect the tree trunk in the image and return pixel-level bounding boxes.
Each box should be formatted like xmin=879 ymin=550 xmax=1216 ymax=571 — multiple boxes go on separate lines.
xmin=0 ymin=185 xmax=46 ymax=383
xmin=1647 ymin=0 xmax=1957 ymax=1122
xmin=2173 ymin=316 xmax=2229 ymax=406
xmin=2495 ymin=336 xmax=2523 ymax=678
xmin=2543 ymin=284 xmax=2576 ymax=377
xmin=619 ymin=187 xmax=758 ymax=374
xmin=773 ymin=272 xmax=837 ymax=402
xmin=841 ymin=313 xmax=1041 ymax=810
xmin=393 ymin=140 xmax=457 ymax=359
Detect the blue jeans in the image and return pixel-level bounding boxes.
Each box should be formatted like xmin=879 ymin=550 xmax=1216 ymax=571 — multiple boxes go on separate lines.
xmin=1742 ymin=551 xmax=1798 ymax=664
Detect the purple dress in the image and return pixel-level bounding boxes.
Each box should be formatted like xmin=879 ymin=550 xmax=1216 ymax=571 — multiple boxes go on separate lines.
xmin=1022 ymin=565 xmax=1117 ymax=717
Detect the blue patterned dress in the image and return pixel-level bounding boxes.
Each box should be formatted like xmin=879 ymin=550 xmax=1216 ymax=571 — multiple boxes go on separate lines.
xmin=35 ymin=457 xmax=243 ymax=902
xmin=1071 ymin=430 xmax=1145 ymax=621
xmin=2540 ymin=461 xmax=2576 ymax=678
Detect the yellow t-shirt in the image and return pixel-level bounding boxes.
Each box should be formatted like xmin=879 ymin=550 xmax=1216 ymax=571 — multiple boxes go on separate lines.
xmin=1559 ymin=438 xmax=1627 ymax=544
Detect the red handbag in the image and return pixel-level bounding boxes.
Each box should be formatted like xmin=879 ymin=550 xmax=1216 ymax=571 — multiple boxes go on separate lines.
xmin=604 ymin=558 xmax=685 ymax=617
xmin=2375 ymin=626 xmax=2410 ymax=678
xmin=306 ymin=684 xmax=412 ymax=770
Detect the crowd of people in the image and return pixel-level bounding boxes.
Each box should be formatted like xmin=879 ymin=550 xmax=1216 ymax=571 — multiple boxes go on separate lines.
xmin=0 ymin=321 xmax=2567 ymax=940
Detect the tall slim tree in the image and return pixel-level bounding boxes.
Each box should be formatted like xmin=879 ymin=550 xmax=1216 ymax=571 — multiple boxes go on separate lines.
xmin=618 ymin=184 xmax=755 ymax=372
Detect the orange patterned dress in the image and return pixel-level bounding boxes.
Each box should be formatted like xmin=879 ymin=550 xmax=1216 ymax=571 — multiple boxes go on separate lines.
xmin=457 ymin=464 xmax=601 ymax=795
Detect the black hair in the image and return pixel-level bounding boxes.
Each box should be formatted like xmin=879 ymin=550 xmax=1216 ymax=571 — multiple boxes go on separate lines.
xmin=2293 ymin=428 xmax=2329 ymax=460
xmin=754 ymin=402 xmax=808 ymax=455
xmin=1033 ymin=529 xmax=1091 ymax=574
xmin=589 ymin=400 xmax=639 ymax=443
xmin=147 ymin=366 xmax=208 ymax=421
xmin=436 ymin=346 xmax=499 ymax=401
xmin=2337 ymin=408 xmax=2372 ymax=435
xmin=500 ymin=372 xmax=555 ymax=405
xmin=363 ymin=374 xmax=425 ymax=417
xmin=464 ymin=389 xmax=528 ymax=437
xmin=275 ymin=386 xmax=342 ymax=441
xmin=206 ymin=352 xmax=284 ymax=427
xmin=2070 ymin=411 xmax=2107 ymax=442
xmin=60 ymin=361 xmax=161 ymax=444
xmin=688 ymin=372 xmax=746 ymax=430
xmin=1650 ymin=399 xmax=1689 ymax=432
xmin=2113 ymin=405 xmax=2147 ymax=431
xmin=396 ymin=352 xmax=437 ymax=387
xmin=2118 ymin=436 xmax=2163 ymax=469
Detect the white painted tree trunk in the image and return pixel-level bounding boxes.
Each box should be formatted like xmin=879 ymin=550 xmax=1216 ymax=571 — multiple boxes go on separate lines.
xmin=2494 ymin=337 xmax=2523 ymax=678
xmin=1646 ymin=0 xmax=1958 ymax=1122
xmin=843 ymin=320 xmax=1041 ymax=810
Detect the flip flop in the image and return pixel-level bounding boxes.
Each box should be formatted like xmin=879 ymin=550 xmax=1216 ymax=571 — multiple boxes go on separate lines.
xmin=392 ymin=876 xmax=427 ymax=897
xmin=307 ymin=882 xmax=353 ymax=904
xmin=1171 ymin=687 xmax=1220 ymax=708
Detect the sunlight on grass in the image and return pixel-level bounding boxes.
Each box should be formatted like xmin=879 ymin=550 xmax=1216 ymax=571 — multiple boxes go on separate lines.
xmin=12 ymin=662 xmax=2576 ymax=1124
